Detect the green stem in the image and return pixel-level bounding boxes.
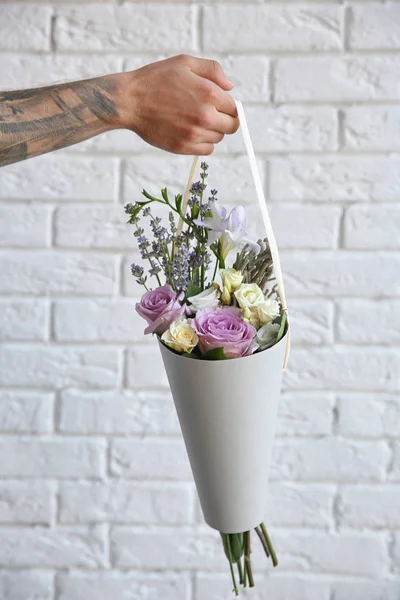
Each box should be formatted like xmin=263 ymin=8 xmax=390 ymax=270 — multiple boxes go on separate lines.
xmin=254 ymin=526 xmax=270 ymax=558
xmin=242 ymin=550 xmax=247 ymax=587
xmin=244 ymin=531 xmax=254 ymax=587
xmin=260 ymin=522 xmax=278 ymax=567
xmin=212 ymin=256 xmax=219 ymax=282
xmin=225 ymin=534 xmax=239 ymax=596
xmin=237 ymin=556 xmax=243 ymax=585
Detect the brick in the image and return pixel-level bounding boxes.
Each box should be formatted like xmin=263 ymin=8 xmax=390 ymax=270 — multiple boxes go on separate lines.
xmin=338 ymin=486 xmax=400 ymax=529
xmin=110 ymin=438 xmax=191 ymax=480
xmin=285 ymin=347 xmax=400 ymax=392
xmin=53 ymin=299 xmax=144 ymax=342
xmin=275 ymin=57 xmax=400 ymax=102
xmin=341 ymin=106 xmax=400 ymax=152
xmin=0 ymin=346 xmax=120 ymax=389
xmin=59 ymin=481 xmax=193 ymax=524
xmin=344 ymin=205 xmax=400 ymax=249
xmin=338 ymin=300 xmax=400 ymax=344
xmin=332 ymin=580 xmax=400 ymax=600
xmin=195 ymin=574 xmax=330 ymax=600
xmin=123 ymin=155 xmax=267 ymax=206
xmin=271 ymin=438 xmax=390 ymax=482
xmin=337 ymin=394 xmax=400 ymax=439
xmin=217 ymin=107 xmax=337 ymax=153
xmin=0 ymin=571 xmax=53 ymax=600
xmin=0 ymin=481 xmax=53 ymax=525
xmin=0 ymin=299 xmax=48 ymax=341
xmin=0 ymin=391 xmax=53 ymax=433
xmin=0 ymin=5 xmax=51 ymax=51
xmin=55 ymin=205 xmax=133 ymax=249
xmin=277 ymin=392 xmax=333 ymax=437
xmin=111 ymin=527 xmax=227 ymax=570
xmin=55 ymin=4 xmax=195 ymax=51
xmin=59 ymin=389 xmax=179 ymax=435
xmin=281 ymin=252 xmax=400 ymax=297
xmin=389 ymin=442 xmax=400 ymax=482
xmin=288 ymin=300 xmax=334 ymax=345
xmin=0 ymin=526 xmax=106 ymax=568
xmin=394 ymin=533 xmax=400 ymax=574
xmin=0 ymin=438 xmax=105 ymax=478
xmin=245 ymin=205 xmax=340 ymax=250
xmin=267 ymin=483 xmax=334 ymax=529
xmin=57 ymin=572 xmax=189 ymax=600
xmin=269 ymin=156 xmax=400 ymax=202
xmin=1 ymin=156 xmax=117 ymax=201
xmin=126 ymin=345 xmax=169 ymax=388
xmin=0 ymin=204 xmax=50 ymax=248
xmin=275 ymin=530 xmax=388 ymax=576
xmin=0 ymin=252 xmax=117 ymax=296
xmin=216 ymin=56 xmax=270 ymax=102
xmin=349 ymin=4 xmax=400 ymax=50
xmin=204 ymin=5 xmax=341 ymax=52
xmin=0 ymin=55 xmax=122 ymax=89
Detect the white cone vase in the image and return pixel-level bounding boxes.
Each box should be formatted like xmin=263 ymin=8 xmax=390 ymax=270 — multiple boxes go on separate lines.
xmin=158 ymin=333 xmax=287 ymax=534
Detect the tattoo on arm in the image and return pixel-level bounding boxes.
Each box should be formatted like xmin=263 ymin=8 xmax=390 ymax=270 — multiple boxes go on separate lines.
xmin=0 ymin=76 xmax=121 ymax=167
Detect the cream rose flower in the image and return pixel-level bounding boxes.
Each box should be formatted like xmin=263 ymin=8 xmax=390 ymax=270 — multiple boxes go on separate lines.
xmin=257 ymin=298 xmax=280 ymax=325
xmin=220 ymin=268 xmax=243 ymax=293
xmin=161 ymin=319 xmax=199 ymax=353
xmin=188 ymin=286 xmax=220 ymax=313
xmin=234 ymin=283 xmax=265 ymax=309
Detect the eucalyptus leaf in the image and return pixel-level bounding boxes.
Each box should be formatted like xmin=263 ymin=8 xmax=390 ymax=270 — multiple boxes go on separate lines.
xmin=186 ymin=282 xmax=202 ymax=300
xmin=276 ymin=312 xmax=288 ymax=343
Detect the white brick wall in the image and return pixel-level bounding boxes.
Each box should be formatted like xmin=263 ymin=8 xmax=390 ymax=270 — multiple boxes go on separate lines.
xmin=0 ymin=1 xmax=399 ymax=598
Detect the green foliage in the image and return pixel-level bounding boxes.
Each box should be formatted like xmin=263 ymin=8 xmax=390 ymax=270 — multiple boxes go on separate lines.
xmin=201 ymin=347 xmax=227 ymax=361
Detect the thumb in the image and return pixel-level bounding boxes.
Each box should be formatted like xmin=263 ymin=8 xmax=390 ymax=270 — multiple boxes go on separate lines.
xmin=189 ymin=58 xmax=234 ymax=90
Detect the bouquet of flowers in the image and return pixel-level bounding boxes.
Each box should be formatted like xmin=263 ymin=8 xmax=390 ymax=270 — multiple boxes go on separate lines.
xmin=125 ymin=156 xmax=289 ymax=594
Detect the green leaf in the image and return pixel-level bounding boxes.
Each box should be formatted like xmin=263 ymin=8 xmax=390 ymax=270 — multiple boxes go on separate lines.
xmin=191 ymin=204 xmax=199 ymax=219
xmin=175 ymin=194 xmax=182 ymax=214
xmin=202 ymin=347 xmax=227 ymax=361
xmin=141 ymin=189 xmax=161 ymax=202
xmin=276 ymin=311 xmax=288 ymax=343
xmin=221 ymin=533 xmax=245 ymax=563
xmin=161 ymin=187 xmax=169 ymax=204
xmin=186 ymin=282 xmax=202 ymax=299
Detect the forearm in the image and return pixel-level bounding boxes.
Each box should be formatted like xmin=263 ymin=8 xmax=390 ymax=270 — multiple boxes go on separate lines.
xmin=0 ymin=73 xmax=127 ymax=167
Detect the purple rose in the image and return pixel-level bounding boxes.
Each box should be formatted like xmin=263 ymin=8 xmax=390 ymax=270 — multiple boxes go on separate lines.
xmin=192 ymin=306 xmax=258 ymax=359
xmin=136 ymin=284 xmax=185 ymax=335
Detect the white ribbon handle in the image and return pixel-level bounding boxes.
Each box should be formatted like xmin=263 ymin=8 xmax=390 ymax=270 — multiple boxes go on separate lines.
xmin=180 ymin=100 xmax=290 ymax=369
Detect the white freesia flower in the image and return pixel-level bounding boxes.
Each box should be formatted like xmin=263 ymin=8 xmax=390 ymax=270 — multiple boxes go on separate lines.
xmin=234 ymin=283 xmax=265 ymax=309
xmin=256 ymin=322 xmax=280 ymax=350
xmin=161 ymin=319 xmax=199 ymax=353
xmin=221 ymin=285 xmax=232 ymax=305
xmin=195 ymin=205 xmax=260 ymax=259
xmin=257 ymin=298 xmax=280 ymax=325
xmin=188 ymin=286 xmax=220 ymax=312
xmin=220 ymin=268 xmax=243 ymax=293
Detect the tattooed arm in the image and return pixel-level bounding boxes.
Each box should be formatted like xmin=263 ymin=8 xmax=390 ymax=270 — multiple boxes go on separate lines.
xmin=0 ymin=55 xmax=239 ymax=168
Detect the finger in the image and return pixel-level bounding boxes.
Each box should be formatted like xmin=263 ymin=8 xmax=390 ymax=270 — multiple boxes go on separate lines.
xmin=214 ymin=90 xmax=238 ymax=117
xmin=209 ymin=110 xmax=240 ymax=135
xmin=190 ymin=57 xmax=233 ymax=91
xmin=193 ymin=143 xmax=215 ymax=156
xmin=202 ymin=130 xmax=224 ymax=144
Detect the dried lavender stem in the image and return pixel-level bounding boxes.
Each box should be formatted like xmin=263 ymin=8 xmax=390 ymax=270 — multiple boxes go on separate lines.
xmin=254 ymin=526 xmax=270 ymax=558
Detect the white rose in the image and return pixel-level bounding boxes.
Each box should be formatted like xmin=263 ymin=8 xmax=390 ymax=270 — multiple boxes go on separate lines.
xmin=188 ymin=286 xmax=220 ymax=312
xmin=256 ymin=322 xmax=280 ymax=350
xmin=220 ymin=268 xmax=243 ymax=293
xmin=257 ymin=298 xmax=280 ymax=325
xmin=161 ymin=319 xmax=199 ymax=353
xmin=234 ymin=283 xmax=264 ymax=309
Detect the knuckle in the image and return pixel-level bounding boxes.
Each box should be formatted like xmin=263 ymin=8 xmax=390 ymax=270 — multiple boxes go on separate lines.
xmin=196 ymin=110 xmax=213 ymax=129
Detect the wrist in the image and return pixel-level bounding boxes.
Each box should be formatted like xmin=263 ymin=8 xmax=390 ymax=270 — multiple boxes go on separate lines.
xmin=111 ymin=70 xmax=140 ymax=132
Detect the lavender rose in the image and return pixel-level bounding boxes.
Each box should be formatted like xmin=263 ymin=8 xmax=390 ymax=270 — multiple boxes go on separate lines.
xmin=136 ymin=284 xmax=185 ymax=335
xmin=192 ymin=306 xmax=258 ymax=358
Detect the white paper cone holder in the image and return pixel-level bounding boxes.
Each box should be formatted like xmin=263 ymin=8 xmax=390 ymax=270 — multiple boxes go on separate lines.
xmin=158 ymin=100 xmax=290 ymax=533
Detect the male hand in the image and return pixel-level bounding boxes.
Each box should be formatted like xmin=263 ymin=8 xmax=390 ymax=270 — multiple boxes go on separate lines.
xmin=120 ymin=54 xmax=239 ymax=155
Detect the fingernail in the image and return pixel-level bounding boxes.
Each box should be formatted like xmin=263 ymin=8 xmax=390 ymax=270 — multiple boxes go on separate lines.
xmin=226 ymin=75 xmax=236 ymax=87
